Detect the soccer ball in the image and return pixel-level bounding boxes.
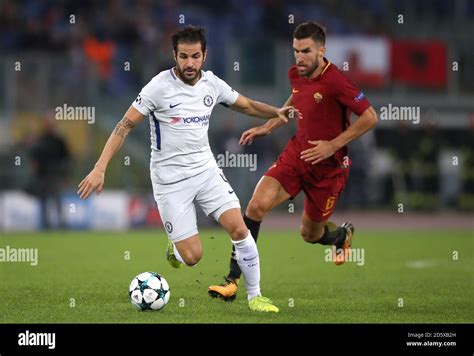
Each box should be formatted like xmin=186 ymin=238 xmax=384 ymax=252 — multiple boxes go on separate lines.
xmin=129 ymin=272 xmax=170 ymax=311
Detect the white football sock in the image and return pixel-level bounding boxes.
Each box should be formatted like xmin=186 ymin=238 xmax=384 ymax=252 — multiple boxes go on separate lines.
xmin=173 ymin=243 xmax=187 ymax=266
xmin=231 ymin=231 xmax=261 ymax=300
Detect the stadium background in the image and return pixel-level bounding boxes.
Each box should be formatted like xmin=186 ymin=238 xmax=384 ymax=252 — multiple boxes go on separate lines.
xmin=0 ymin=0 xmax=472 ymax=326
xmin=0 ymin=0 xmax=473 ymax=230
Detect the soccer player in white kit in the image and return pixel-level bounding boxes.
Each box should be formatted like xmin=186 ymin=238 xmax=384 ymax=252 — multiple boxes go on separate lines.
xmin=78 ymin=26 xmax=300 ymax=313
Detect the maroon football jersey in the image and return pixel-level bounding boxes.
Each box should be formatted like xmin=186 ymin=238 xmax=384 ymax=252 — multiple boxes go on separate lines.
xmin=289 ymin=59 xmax=370 ymax=166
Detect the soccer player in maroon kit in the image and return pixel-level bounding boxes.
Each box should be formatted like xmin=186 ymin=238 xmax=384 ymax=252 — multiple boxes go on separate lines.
xmin=209 ymin=22 xmax=378 ymax=302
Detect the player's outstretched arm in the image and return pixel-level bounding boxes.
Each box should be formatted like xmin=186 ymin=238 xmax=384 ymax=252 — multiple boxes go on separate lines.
xmin=301 ymin=106 xmax=378 ymax=165
xmin=240 ymin=95 xmax=294 ymax=145
xmin=77 ymin=106 xmax=145 ymax=199
xmin=230 ymin=94 xmax=301 ymax=123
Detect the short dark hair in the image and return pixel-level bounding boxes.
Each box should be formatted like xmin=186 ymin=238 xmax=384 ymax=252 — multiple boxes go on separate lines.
xmin=171 ymin=25 xmax=207 ymax=53
xmin=293 ymin=22 xmax=326 ymax=45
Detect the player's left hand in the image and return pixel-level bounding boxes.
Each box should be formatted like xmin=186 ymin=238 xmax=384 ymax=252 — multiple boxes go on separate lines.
xmin=77 ymin=167 xmax=105 ymax=199
xmin=277 ymin=106 xmax=302 ymax=123
xmin=300 ymin=140 xmax=337 ymax=165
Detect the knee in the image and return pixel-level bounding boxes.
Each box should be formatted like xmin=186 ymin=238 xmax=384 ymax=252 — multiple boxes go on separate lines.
xmin=300 ymin=225 xmax=320 ymax=243
xmin=181 ymin=249 xmax=202 ymax=266
xmin=228 ymin=223 xmax=249 ymax=241
xmin=246 ymin=197 xmax=269 ymax=221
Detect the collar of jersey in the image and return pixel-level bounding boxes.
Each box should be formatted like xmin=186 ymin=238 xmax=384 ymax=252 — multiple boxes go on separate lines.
xmin=320 ymin=58 xmax=331 ymax=76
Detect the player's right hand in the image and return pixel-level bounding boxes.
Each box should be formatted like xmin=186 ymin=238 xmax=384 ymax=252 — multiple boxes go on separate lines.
xmin=77 ymin=168 xmax=105 ymax=199
xmin=239 ymin=126 xmax=271 ymax=145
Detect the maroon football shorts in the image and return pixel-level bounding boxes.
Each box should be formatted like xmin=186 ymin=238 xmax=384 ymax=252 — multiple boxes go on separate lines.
xmin=264 ymin=139 xmax=349 ymax=222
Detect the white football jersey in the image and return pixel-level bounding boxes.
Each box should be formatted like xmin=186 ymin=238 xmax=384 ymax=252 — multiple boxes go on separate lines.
xmin=132 ymin=68 xmax=239 ymax=184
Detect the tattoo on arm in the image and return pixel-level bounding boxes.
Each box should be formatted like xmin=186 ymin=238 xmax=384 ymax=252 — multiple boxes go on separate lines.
xmin=113 ymin=117 xmax=136 ymax=138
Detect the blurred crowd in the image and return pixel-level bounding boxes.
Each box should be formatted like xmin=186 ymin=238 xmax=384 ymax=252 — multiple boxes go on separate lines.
xmin=4 ymin=0 xmax=471 ymax=93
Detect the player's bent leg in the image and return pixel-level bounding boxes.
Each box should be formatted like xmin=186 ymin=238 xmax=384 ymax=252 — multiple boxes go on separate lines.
xmin=216 ymin=208 xmax=278 ymax=313
xmin=207 ymin=208 xmax=245 ymax=301
xmin=170 ymin=234 xmax=203 ymax=267
xmin=153 ymin=175 xmax=200 ymax=269
xmin=245 ymin=176 xmax=292 ymax=221
xmin=195 ymin=166 xmax=243 ymax=301
xmin=208 ymin=208 xmax=247 ymax=300
xmin=300 ymin=211 xmax=354 ymax=266
xmin=301 ymin=168 xmax=353 ymax=265
xmin=209 ymin=176 xmax=291 ymax=302
xmin=300 ymin=212 xmax=326 ymax=243
xmin=225 ymin=176 xmax=291 ymax=276
xmin=218 ymin=208 xmax=249 ymax=241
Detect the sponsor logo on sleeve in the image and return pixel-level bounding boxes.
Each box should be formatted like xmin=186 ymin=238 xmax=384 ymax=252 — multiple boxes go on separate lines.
xmin=354 ymin=92 xmax=365 ymax=102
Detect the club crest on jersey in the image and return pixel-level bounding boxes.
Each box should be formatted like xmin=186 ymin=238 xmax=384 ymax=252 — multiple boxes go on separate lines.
xmin=203 ymin=95 xmax=214 ymax=107
xmin=313 ymin=92 xmax=323 ymax=103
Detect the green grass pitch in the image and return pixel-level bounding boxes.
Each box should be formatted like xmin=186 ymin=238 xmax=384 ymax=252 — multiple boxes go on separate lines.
xmin=0 ymin=229 xmax=472 ymax=323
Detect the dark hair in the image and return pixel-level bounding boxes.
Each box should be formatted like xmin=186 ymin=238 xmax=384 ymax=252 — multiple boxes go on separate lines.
xmin=293 ymin=22 xmax=326 ymax=45
xmin=171 ymin=25 xmax=207 ymax=53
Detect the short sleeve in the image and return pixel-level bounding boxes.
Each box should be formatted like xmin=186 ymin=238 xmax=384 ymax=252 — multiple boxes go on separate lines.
xmin=214 ymin=75 xmax=239 ymax=106
xmin=132 ymin=79 xmax=161 ymax=116
xmin=335 ymin=74 xmax=371 ymax=116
